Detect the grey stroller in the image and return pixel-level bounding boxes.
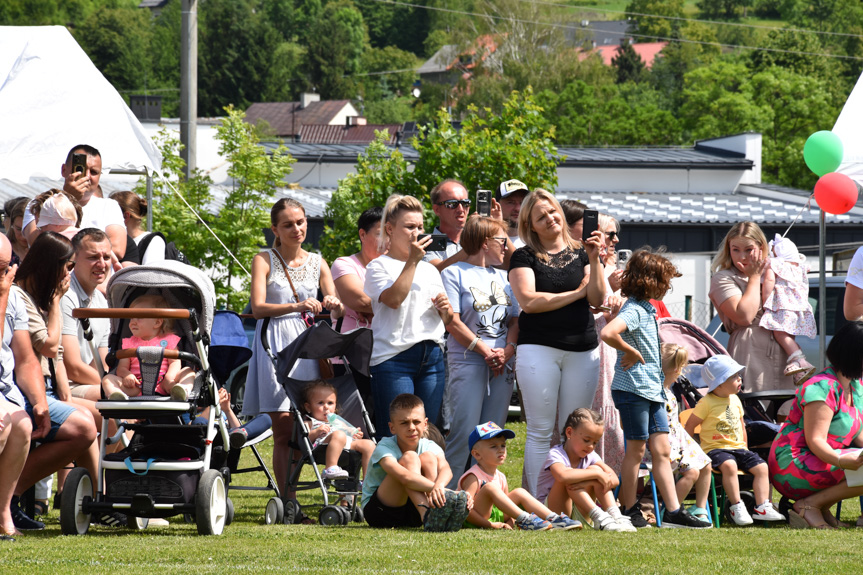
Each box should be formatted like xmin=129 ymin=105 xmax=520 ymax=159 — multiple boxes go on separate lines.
xmin=59 ymin=261 xmax=231 ymax=536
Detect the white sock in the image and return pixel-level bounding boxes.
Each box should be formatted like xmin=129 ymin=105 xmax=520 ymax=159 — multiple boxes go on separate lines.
xmin=546 ymin=513 xmax=559 ymax=521
xmin=588 ymin=507 xmax=604 ymax=522
xmin=516 ymin=511 xmax=530 ymax=523
xmin=788 ymin=350 xmax=804 ymax=361
xmin=607 ymin=506 xmax=623 ymax=520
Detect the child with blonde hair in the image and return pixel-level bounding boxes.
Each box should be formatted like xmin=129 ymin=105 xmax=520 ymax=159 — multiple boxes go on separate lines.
xmin=642 ymin=343 xmax=713 ymax=522
xmin=102 ymin=294 xmax=195 ymax=400
xmin=301 ymin=380 xmax=375 ymax=479
xmin=760 ymin=234 xmax=817 ymax=384
xmin=459 ymin=422 xmax=582 ymax=531
xmin=536 ymin=408 xmax=635 ymax=532
xmin=684 ymin=355 xmax=785 ymax=525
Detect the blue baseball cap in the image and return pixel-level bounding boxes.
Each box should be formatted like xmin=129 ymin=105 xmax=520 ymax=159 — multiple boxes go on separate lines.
xmin=702 ymin=355 xmax=745 ymax=393
xmin=468 ymin=421 xmax=516 ymax=451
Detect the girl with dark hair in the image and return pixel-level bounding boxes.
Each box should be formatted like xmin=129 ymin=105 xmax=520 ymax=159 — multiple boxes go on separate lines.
xmin=331 ymin=206 xmax=384 ymax=333
xmin=242 ymin=198 xmax=343 ymax=515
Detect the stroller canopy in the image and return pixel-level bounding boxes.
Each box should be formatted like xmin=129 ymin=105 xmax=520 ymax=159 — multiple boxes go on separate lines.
xmin=105 ymin=260 xmax=216 ymax=335
xmin=275 ymin=322 xmax=373 ymax=381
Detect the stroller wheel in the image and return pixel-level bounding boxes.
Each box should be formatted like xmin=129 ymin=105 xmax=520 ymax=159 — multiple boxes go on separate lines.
xmin=195 ymin=470 xmax=227 ymax=536
xmin=320 ymin=505 xmax=344 ymax=527
xmin=60 ymin=468 xmax=93 ymax=536
xmin=226 ymin=498 xmax=235 ymax=526
xmin=353 ymin=505 xmax=364 ymax=523
xmin=283 ymin=499 xmax=300 ymax=525
xmin=336 ymin=505 xmax=351 ymax=526
xmin=265 ymin=497 xmax=284 ymax=525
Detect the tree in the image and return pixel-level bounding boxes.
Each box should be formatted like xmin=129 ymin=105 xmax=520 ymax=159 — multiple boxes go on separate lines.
xmin=626 ymin=0 xmax=684 ymax=40
xmin=696 ymin=0 xmax=752 ymax=20
xmin=359 ymin=46 xmax=421 ymax=101
xmin=611 ymin=41 xmax=646 ymax=84
xmin=213 ymin=107 xmax=296 ymax=310
xmin=305 ymin=0 xmax=368 ymax=98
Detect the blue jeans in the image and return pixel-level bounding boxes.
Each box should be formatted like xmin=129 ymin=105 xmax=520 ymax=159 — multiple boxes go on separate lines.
xmin=611 ymin=389 xmax=669 ymax=442
xmin=370 ymin=341 xmax=445 ymax=438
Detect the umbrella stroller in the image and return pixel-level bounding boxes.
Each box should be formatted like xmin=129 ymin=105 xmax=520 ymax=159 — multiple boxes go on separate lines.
xmin=259 ymin=319 xmax=375 ymax=526
xmin=59 ymin=261 xmax=231 ymax=536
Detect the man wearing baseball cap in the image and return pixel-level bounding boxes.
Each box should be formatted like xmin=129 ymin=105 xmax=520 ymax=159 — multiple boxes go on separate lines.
xmin=497 ymin=179 xmax=529 ymax=249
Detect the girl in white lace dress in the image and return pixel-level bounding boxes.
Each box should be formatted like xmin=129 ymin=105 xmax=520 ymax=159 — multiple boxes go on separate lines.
xmin=243 ymin=199 xmax=343 ymax=507
xmin=760 ymin=234 xmax=816 ymax=384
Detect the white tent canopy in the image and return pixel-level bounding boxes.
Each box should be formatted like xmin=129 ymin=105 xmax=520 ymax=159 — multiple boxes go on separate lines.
xmin=0 ymin=26 xmax=161 ymax=183
xmin=833 ymin=68 xmax=863 ymax=186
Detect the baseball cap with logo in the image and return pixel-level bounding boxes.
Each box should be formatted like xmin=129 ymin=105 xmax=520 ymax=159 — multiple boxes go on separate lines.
xmin=468 ymin=421 xmax=516 ymax=451
xmin=498 ymin=179 xmax=529 ymax=199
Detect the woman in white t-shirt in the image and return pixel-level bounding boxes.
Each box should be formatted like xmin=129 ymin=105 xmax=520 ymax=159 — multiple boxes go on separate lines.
xmin=440 ymin=216 xmax=519 ymax=484
xmin=110 ymin=191 xmax=166 ymax=265
xmin=331 ymin=206 xmax=384 ymax=334
xmin=363 ymin=195 xmax=453 ymax=436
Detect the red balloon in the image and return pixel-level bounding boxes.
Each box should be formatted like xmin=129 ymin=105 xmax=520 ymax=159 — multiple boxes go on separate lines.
xmin=814 ymin=172 xmax=859 ymax=215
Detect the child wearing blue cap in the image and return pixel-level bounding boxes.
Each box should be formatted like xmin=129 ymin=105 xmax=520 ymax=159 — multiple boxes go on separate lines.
xmin=457 ymin=422 xmax=582 ymax=531
xmin=684 ymin=355 xmax=785 ymax=525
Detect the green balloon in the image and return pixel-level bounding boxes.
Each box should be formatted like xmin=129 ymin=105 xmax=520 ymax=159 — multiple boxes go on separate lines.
xmin=804 ymin=131 xmax=844 ymax=176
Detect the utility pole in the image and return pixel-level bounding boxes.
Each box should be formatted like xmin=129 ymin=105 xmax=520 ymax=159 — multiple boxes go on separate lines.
xmin=180 ymin=0 xmax=198 ymax=179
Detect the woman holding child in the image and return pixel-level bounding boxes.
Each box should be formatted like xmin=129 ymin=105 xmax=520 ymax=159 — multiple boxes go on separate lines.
xmin=709 ymin=222 xmax=791 ymax=391
xmin=364 ymin=195 xmax=453 ymax=436
xmin=508 ymin=189 xmax=605 ymax=496
xmin=441 ymin=216 xmax=519 ymax=482
xmin=769 ymin=321 xmax=863 ymax=529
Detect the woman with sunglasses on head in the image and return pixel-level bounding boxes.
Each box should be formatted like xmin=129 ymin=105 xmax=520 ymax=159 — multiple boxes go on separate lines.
xmin=365 ymin=194 xmax=453 ymax=436
xmin=439 ymin=216 xmax=520 ymax=485
xmin=243 ymin=199 xmax=343 ymax=516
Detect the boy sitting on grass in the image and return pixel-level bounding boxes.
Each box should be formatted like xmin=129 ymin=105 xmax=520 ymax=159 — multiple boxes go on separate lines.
xmin=361 ymin=394 xmax=473 ymax=531
xmin=458 ymin=422 xmax=583 ymax=531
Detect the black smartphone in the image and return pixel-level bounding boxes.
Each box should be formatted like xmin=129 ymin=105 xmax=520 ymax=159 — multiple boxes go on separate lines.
xmin=616 ymin=249 xmax=632 ymax=270
xmin=476 ymin=189 xmax=492 ymax=217
xmin=419 ymin=233 xmax=448 ymax=252
xmin=582 ymin=209 xmax=599 ymax=243
xmin=71 ymin=153 xmax=87 ymax=175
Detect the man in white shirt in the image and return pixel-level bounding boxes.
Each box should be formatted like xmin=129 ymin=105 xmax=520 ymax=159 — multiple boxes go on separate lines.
xmin=497 ymin=179 xmax=529 ymax=249
xmin=423 ymin=179 xmax=470 ymax=272
xmin=22 ymin=144 xmax=126 ymax=259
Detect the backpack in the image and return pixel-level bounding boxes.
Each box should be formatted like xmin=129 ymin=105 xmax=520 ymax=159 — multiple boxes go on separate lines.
xmin=137 ymin=231 xmax=189 ymax=265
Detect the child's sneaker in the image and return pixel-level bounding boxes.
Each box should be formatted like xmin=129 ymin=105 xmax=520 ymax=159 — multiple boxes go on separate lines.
xmin=621 ymin=503 xmax=651 ymax=528
xmin=661 ymin=507 xmax=713 ymax=528
xmin=170 ymin=386 xmax=188 ymax=401
xmin=229 ymin=429 xmax=249 ymax=450
xmin=753 ymin=501 xmax=785 ymax=521
xmin=423 ymin=491 xmax=457 ymax=532
xmin=444 ymin=490 xmax=470 ymax=532
xmin=593 ymin=510 xmax=636 ymax=532
xmin=109 ymin=391 xmax=128 ymax=401
xmin=322 ymin=466 xmax=349 ymax=480
xmin=729 ymin=501 xmax=754 ymax=526
xmin=517 ymin=513 xmax=552 ymax=531
xmin=549 ymin=513 xmax=582 ymax=530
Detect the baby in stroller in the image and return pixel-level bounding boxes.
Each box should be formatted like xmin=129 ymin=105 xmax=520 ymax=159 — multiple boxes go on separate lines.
xmin=301 ymin=380 xmax=375 ymax=479
xmin=101 ymin=294 xmax=196 ymax=401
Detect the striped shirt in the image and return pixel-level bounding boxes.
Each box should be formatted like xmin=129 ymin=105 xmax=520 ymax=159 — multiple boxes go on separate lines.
xmin=610 ymin=298 xmax=665 ymax=403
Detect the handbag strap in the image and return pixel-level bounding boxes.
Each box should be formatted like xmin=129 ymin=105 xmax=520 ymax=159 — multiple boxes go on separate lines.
xmin=270 ymin=248 xmax=301 ymax=304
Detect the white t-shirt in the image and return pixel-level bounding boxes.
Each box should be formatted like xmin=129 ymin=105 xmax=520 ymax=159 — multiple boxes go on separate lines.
xmin=845 ymin=246 xmax=863 ymax=289
xmin=22 ymin=195 xmax=125 ymax=232
xmin=364 ymin=254 xmax=446 ymax=366
xmin=134 ymin=232 xmax=167 ymax=265
xmin=508 ymin=231 xmax=525 ymax=249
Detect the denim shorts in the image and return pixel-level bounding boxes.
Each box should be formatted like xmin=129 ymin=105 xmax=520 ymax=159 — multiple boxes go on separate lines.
xmin=24 ymin=392 xmax=77 ymax=443
xmin=708 ymin=449 xmax=765 ymax=472
xmin=611 ymin=389 xmax=669 ymax=441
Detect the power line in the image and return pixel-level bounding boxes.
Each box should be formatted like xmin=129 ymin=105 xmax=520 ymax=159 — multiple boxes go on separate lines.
xmin=544 ymin=1 xmax=863 ymax=40
xmin=361 ymin=0 xmax=863 ymax=61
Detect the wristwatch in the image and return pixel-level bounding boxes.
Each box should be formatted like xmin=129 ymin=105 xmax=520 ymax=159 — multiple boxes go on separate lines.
xmin=507 ymin=342 xmax=517 ymax=353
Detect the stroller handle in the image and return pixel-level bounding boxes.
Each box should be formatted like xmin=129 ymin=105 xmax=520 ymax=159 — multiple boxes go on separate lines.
xmin=114 ymin=347 xmax=203 ymax=368
xmin=73 ymin=307 xmax=193 ymax=320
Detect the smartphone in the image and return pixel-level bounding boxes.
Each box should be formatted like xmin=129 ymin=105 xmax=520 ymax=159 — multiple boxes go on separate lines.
xmin=71 ymin=153 xmax=87 ymax=175
xmin=419 ymin=233 xmax=448 ymax=252
xmin=581 ymin=209 xmax=599 ymax=243
xmin=476 ymin=189 xmax=492 ymax=217
xmin=616 ymin=249 xmax=632 ymax=270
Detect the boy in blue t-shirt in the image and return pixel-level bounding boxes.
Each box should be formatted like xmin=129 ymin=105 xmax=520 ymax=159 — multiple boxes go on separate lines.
xmin=362 ymin=394 xmax=473 ymax=531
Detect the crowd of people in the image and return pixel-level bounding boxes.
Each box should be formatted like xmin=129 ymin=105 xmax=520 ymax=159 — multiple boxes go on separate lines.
xmin=3 ymin=144 xmax=863 ymax=539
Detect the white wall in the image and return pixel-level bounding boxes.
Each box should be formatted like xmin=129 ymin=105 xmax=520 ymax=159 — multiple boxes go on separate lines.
xmin=557 ymin=167 xmax=744 ymax=195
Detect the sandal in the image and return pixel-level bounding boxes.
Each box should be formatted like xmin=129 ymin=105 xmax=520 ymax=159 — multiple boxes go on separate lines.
xmin=294 ymin=510 xmax=316 ymax=525
xmin=687 ymin=506 xmax=710 ymax=522
xmin=789 ymin=503 xmax=834 ymax=530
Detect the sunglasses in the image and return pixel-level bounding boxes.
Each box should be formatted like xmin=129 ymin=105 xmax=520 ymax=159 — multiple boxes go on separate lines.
xmin=491 ymin=236 xmax=508 ymax=245
xmin=606 ymin=231 xmax=619 ymax=241
xmin=435 ymin=199 xmax=471 ymax=209
xmin=302 ymin=311 xmax=315 ymax=328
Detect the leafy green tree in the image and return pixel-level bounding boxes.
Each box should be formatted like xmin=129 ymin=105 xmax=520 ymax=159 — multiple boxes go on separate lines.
xmin=696 ymin=0 xmax=752 ymax=20
xmin=611 ymin=41 xmax=646 ymax=84
xmin=357 ymin=0 xmax=429 ymax=55
xmin=359 ymin=46 xmax=421 ymax=100
xmin=364 ymin=97 xmax=415 ymax=124
xmin=291 ymin=0 xmax=322 ymax=45
xmin=626 ymin=0 xmax=684 ymax=40
xmin=213 ymin=106 xmax=296 ymax=310
xmin=261 ymin=41 xmax=306 ymax=102
xmin=750 ymin=28 xmax=833 ymax=80
xmin=319 ymin=131 xmax=412 ymax=263
xmin=262 ymin=0 xmax=295 ymax=41
xmin=305 ymin=0 xmax=368 ymax=98
xmin=649 ymin=21 xmax=721 ymax=112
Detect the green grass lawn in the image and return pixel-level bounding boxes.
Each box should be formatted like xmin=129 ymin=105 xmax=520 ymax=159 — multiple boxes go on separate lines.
xmin=3 ymin=421 xmax=863 ymax=574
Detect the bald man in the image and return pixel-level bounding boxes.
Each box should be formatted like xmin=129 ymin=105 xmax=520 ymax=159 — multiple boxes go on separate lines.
xmin=0 ymin=234 xmax=98 ymax=531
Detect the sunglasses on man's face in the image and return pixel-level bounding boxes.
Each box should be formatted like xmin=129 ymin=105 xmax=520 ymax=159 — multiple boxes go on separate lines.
xmin=435 ymin=199 xmax=471 ymax=209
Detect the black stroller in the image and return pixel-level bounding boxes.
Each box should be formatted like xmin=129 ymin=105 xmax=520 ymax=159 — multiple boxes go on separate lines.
xmin=260 ymin=320 xmax=375 ymax=526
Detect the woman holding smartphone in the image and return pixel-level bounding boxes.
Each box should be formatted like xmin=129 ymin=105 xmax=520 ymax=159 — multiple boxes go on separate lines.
xmin=364 ymin=194 xmax=454 ymax=436
xmin=508 ymin=189 xmax=605 ymax=496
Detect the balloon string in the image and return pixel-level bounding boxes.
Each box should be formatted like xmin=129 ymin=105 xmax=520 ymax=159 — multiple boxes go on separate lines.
xmin=782 ymin=193 xmax=814 ymax=238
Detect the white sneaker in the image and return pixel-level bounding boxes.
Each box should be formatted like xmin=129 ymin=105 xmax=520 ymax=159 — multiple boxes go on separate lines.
xmin=170 ymin=386 xmax=188 ymax=401
xmin=109 ymin=391 xmax=128 ymax=401
xmin=730 ymin=501 xmax=754 ymax=526
xmin=322 ymin=465 xmax=349 ymax=479
xmin=594 ymin=510 xmax=633 ymax=532
xmin=753 ymin=501 xmax=785 ymax=521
